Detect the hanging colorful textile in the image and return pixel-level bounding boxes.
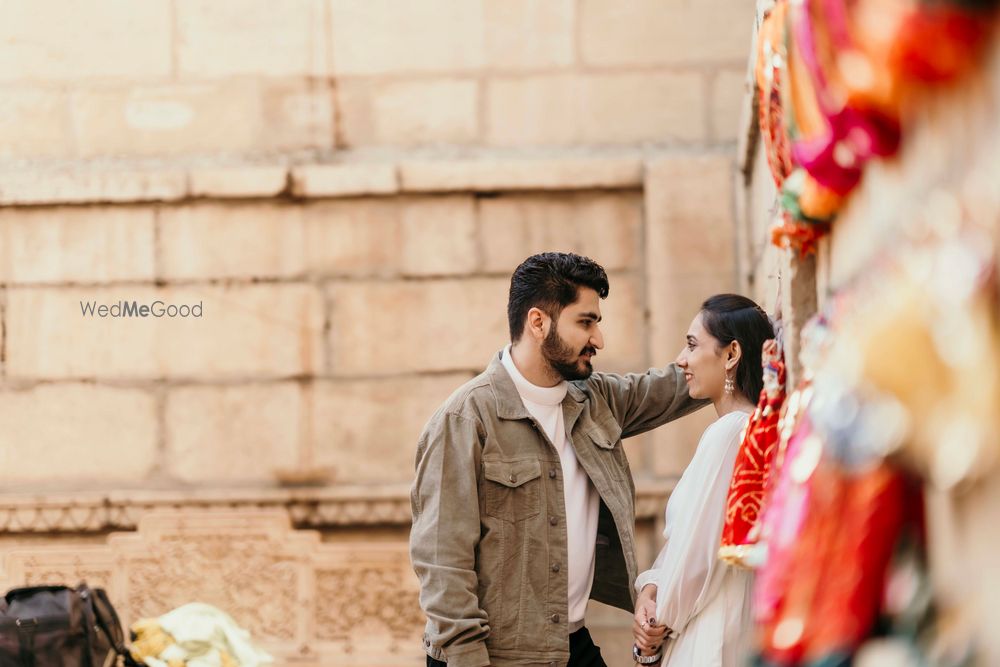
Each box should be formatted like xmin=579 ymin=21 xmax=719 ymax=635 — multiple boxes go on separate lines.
xmin=719 ymin=338 xmax=787 ymax=567
xmin=755 ymin=0 xmax=998 ymax=254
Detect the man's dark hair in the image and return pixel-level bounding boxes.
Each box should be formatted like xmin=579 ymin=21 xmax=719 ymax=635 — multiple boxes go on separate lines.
xmin=700 ymin=294 xmax=775 ymax=402
xmin=507 ymin=252 xmax=609 ymax=342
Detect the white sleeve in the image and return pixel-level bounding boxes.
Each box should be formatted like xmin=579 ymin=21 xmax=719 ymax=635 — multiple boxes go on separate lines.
xmin=635 ymin=415 xmax=746 ymax=634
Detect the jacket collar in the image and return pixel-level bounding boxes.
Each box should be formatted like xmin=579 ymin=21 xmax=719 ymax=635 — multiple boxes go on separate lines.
xmin=487 ymin=350 xmax=588 ymax=421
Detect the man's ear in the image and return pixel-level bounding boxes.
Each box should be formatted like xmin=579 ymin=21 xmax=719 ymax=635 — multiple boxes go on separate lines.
xmin=526 ymin=307 xmax=549 ymax=341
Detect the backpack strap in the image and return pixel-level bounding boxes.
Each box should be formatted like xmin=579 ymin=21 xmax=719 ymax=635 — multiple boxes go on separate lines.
xmin=78 ymin=586 xmax=143 ymax=667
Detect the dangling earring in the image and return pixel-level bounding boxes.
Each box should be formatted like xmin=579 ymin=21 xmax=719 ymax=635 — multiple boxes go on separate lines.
xmin=724 ymin=372 xmax=735 ymax=396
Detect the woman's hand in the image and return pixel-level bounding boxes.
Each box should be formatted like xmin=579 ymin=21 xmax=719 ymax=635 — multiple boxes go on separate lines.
xmin=632 ymin=584 xmax=667 ymax=657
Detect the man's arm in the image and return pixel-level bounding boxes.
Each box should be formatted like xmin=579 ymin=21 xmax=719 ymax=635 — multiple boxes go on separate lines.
xmin=587 ymin=364 xmax=708 ymax=438
xmin=409 ymin=410 xmax=491 ymax=667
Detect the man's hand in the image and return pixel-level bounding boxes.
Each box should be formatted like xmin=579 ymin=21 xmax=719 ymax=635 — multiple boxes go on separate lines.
xmin=632 ymin=585 xmax=667 ymax=657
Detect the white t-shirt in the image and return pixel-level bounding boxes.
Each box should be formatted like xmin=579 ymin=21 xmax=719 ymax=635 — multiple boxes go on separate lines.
xmin=501 ymin=345 xmax=600 ymax=630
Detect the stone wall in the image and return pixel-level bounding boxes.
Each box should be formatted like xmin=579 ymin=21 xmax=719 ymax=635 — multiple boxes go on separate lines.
xmin=0 ymin=0 xmax=752 ymax=160
xmin=0 ymin=2 xmax=755 ymax=665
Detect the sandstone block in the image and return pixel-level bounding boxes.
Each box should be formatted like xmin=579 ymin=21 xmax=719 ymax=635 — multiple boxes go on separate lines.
xmin=486 ymin=73 xmax=705 ymax=146
xmin=5 ymin=285 xmax=324 ymax=380
xmin=313 ymin=375 xmax=472 ymax=483
xmin=329 ymin=0 xmax=484 ymax=75
xmin=338 ymin=79 xmax=478 ymax=146
xmin=644 ymin=154 xmax=737 ymax=277
xmin=327 ymin=278 xmax=509 ymax=375
xmin=0 ymin=384 xmax=156 ymax=486
xmin=712 ymin=68 xmax=751 ymax=143
xmin=592 ymin=274 xmax=647 ymax=374
xmin=0 ymin=90 xmax=72 ymax=159
xmin=484 ymin=0 xmax=575 ymax=70
xmin=303 ymin=199 xmax=402 ymax=277
xmin=158 ymin=203 xmax=306 ymax=280
xmin=291 ymin=163 xmax=398 ymax=197
xmin=0 ymin=0 xmax=171 ymax=82
xmin=478 ymin=193 xmax=642 ymax=273
xmin=399 ymin=197 xmax=477 ymax=276
xmin=0 ymin=206 xmax=155 ymax=284
xmin=165 ymin=383 xmax=302 ymax=483
xmin=260 ymin=80 xmax=336 ymax=153
xmin=71 ymin=81 xmax=262 ymax=158
xmin=579 ymin=0 xmax=755 ymax=67
xmin=176 ymin=0 xmax=327 ymax=77
xmin=187 ymin=166 xmax=288 ymax=198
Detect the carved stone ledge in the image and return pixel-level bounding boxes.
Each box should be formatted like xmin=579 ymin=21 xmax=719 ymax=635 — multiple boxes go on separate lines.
xmin=0 ymin=482 xmax=676 ymax=534
xmin=0 ymin=151 xmax=648 ymax=207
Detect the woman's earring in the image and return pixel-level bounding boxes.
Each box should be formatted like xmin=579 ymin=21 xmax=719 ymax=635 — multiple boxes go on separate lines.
xmin=724 ymin=373 xmax=735 ymax=395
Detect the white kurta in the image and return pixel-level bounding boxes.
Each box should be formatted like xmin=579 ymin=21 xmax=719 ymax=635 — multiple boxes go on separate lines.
xmin=635 ymin=410 xmax=753 ymax=667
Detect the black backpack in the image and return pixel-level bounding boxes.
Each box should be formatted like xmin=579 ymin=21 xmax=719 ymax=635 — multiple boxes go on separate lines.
xmin=0 ymin=584 xmax=140 ymax=667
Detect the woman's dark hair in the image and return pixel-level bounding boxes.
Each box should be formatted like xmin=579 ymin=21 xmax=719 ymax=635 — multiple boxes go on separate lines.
xmin=508 ymin=252 xmax=609 ymax=342
xmin=700 ymin=294 xmax=774 ymax=402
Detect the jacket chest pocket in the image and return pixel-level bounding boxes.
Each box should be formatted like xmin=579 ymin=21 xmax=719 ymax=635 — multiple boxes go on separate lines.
xmin=482 ymin=458 xmax=542 ymax=523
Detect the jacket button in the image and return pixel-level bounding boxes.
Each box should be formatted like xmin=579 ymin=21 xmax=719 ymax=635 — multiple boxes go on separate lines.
xmin=550 ymin=614 xmax=560 ymax=624
xmin=509 ymin=474 xmax=517 ymax=483
xmin=549 ymin=516 xmax=558 ymax=526
xmin=548 ymin=468 xmax=557 ymax=479
xmin=551 ymin=563 xmax=560 ymax=573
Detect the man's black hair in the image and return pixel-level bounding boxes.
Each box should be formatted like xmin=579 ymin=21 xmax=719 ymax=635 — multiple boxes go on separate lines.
xmin=507 ymin=252 xmax=609 ymax=342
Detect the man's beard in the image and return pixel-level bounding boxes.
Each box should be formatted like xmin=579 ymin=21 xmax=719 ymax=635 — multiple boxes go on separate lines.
xmin=542 ymin=323 xmax=597 ymax=381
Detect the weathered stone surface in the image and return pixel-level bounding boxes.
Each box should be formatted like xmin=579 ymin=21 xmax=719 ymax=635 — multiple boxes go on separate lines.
xmin=6 ymin=285 xmax=324 ymax=380
xmin=304 ymin=196 xmax=477 ymax=277
xmin=187 ymin=166 xmax=288 ymax=198
xmin=0 ymin=206 xmax=155 ymax=284
xmin=312 ymin=375 xmax=471 ymax=483
xmin=0 ymin=90 xmax=72 ymax=159
xmin=71 ymin=81 xmax=262 ymax=158
xmin=478 ymin=192 xmax=642 ymax=273
xmin=487 ymin=73 xmax=705 ymax=146
xmin=644 ymin=155 xmax=739 ymax=364
xmin=175 ymin=0 xmax=327 ymax=77
xmin=712 ymin=68 xmax=751 ymax=143
xmin=338 ymin=79 xmax=479 ymax=146
xmin=579 ymin=0 xmax=755 ymax=66
xmin=0 ymin=384 xmax=157 ymax=487
xmin=483 ymin=0 xmax=575 ymax=70
xmin=399 ymin=155 xmax=643 ymax=192
xmin=0 ymin=169 xmax=186 ymax=206
xmin=327 ymin=278 xmax=509 ymax=375
xmin=328 ymin=0 xmax=484 ymax=75
xmin=165 ymin=383 xmax=303 ymax=483
xmin=0 ymin=0 xmax=172 ymax=81
xmin=291 ymin=163 xmax=398 ymax=197
xmin=158 ymin=202 xmax=306 ymax=280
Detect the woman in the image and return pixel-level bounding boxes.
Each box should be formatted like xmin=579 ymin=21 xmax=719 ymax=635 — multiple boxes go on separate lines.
xmin=632 ymin=294 xmax=774 ymax=666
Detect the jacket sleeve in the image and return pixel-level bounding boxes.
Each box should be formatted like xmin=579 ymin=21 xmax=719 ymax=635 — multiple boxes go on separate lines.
xmin=587 ymin=363 xmax=708 ymax=438
xmin=409 ymin=410 xmax=491 ymax=667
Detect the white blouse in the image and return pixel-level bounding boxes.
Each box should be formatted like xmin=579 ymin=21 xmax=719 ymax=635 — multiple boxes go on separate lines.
xmin=635 ymin=410 xmax=753 ymax=667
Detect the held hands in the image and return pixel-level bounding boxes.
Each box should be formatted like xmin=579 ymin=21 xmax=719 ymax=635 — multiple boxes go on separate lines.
xmin=632 ymin=585 xmax=667 ymax=661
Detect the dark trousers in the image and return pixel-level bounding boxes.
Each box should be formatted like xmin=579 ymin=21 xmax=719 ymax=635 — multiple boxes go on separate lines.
xmin=426 ymin=626 xmax=607 ymax=667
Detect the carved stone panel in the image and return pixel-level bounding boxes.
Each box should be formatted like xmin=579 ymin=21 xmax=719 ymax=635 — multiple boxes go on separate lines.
xmin=1 ymin=510 xmax=424 ymax=666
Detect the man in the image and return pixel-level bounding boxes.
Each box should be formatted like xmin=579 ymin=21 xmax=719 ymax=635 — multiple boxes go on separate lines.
xmin=410 ymin=252 xmax=705 ymax=667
